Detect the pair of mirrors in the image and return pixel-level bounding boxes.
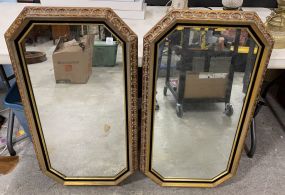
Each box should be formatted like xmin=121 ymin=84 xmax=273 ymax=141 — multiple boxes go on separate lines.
xmin=5 ymin=7 xmax=273 ymax=187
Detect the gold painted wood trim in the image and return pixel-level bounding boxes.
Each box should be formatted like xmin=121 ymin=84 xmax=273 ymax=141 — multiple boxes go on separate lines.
xmin=5 ymin=6 xmax=138 ymax=186
xmin=140 ymin=9 xmax=274 ymax=187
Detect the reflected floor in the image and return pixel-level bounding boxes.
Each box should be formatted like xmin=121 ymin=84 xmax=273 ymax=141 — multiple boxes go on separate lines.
xmin=152 ymin=73 xmax=244 ymax=179
xmin=26 ymin=41 xmax=127 ymax=177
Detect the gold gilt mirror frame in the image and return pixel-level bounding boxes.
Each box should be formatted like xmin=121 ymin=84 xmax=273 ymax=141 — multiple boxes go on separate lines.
xmin=5 ymin=7 xmax=138 ymax=185
xmin=141 ymin=10 xmax=274 ymax=187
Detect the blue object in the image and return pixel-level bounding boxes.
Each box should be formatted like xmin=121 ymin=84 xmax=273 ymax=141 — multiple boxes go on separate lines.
xmin=4 ymin=83 xmax=31 ymax=138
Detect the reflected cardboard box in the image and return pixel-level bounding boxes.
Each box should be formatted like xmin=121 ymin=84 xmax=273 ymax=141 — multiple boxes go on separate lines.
xmin=52 ymin=35 xmax=94 ymax=84
xmin=184 ymin=72 xmax=228 ymax=98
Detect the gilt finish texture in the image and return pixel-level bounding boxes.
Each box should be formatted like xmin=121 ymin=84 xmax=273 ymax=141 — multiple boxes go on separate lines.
xmin=5 ymin=7 xmax=138 ymax=185
xmin=141 ymin=9 xmax=273 ymax=187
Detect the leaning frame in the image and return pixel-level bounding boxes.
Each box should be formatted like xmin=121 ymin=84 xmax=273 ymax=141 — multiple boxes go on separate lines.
xmin=140 ymin=9 xmax=274 ymax=187
xmin=5 ymin=7 xmax=138 ymax=186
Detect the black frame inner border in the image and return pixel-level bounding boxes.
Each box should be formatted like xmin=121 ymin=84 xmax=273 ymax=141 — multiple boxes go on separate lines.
xmin=14 ymin=20 xmax=130 ymax=182
xmin=149 ymin=22 xmax=265 ymax=183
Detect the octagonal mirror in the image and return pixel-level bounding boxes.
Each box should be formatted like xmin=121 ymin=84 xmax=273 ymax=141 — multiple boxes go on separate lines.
xmin=141 ymin=10 xmax=273 ymax=187
xmin=5 ymin=7 xmax=138 ymax=185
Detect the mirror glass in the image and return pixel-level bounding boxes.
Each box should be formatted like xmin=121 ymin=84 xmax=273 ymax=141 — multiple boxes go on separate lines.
xmin=20 ymin=24 xmax=127 ymax=177
xmin=152 ymin=26 xmax=260 ymax=179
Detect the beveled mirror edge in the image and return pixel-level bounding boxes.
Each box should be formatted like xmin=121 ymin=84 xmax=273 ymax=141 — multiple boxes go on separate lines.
xmin=5 ymin=6 xmax=138 ymax=186
xmin=140 ymin=9 xmax=274 ymax=187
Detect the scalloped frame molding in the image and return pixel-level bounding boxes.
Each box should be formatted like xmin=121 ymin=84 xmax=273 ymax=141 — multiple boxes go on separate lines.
xmin=140 ymin=9 xmax=274 ymax=187
xmin=5 ymin=6 xmax=138 ymax=186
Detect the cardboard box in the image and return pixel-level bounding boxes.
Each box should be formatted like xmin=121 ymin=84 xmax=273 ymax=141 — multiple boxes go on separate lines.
xmin=52 ymin=35 xmax=94 ymax=84
xmin=183 ymin=72 xmax=228 ymax=98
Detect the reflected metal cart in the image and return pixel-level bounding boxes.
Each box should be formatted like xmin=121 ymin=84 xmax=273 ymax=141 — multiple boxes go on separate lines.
xmin=162 ymin=28 xmax=241 ymax=118
xmin=157 ymin=27 xmax=260 ymax=158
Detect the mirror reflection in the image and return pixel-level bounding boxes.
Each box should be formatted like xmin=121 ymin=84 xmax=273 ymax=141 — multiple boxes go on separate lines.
xmin=21 ymin=24 xmax=127 ymax=177
xmin=152 ymin=26 xmax=259 ymax=179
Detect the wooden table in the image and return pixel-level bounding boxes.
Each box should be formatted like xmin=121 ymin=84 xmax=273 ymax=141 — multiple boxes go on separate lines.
xmin=0 ymin=3 xmax=284 ymax=68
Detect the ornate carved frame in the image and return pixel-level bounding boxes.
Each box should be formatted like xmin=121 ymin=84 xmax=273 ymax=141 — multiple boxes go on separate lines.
xmin=141 ymin=9 xmax=274 ymax=187
xmin=5 ymin=7 xmax=138 ymax=186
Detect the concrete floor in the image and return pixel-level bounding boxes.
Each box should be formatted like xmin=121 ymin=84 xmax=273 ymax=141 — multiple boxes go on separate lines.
xmin=27 ymin=38 xmax=246 ymax=180
xmin=0 ymin=106 xmax=284 ymax=194
xmin=25 ymin=33 xmax=261 ymax=181
xmin=0 ymin=25 xmax=283 ymax=194
xmin=26 ymin=39 xmax=127 ymax=177
xmin=153 ymin=73 xmax=244 ymax=179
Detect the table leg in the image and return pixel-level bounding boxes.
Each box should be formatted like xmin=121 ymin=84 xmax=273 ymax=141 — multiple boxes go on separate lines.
xmin=7 ymin=110 xmax=16 ymax=156
xmin=0 ymin=64 xmax=17 ymax=156
xmin=245 ymin=99 xmax=265 ymax=158
xmin=245 ymin=118 xmax=256 ymax=158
